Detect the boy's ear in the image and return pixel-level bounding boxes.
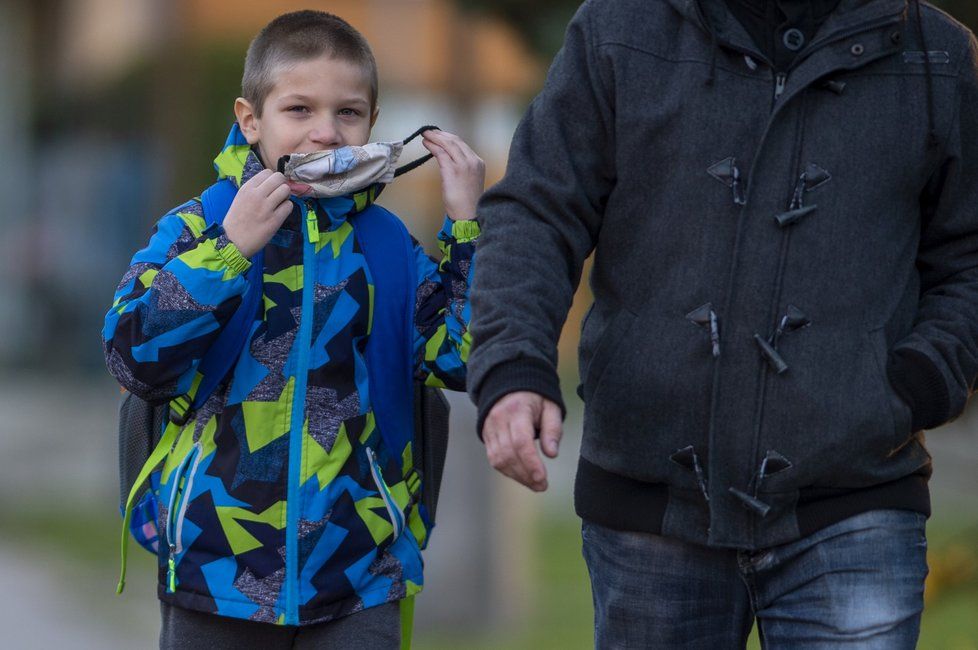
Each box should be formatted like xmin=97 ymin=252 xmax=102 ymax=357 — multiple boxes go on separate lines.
xmin=234 ymin=98 xmax=261 ymax=145
xmin=370 ymin=105 xmax=380 ymax=129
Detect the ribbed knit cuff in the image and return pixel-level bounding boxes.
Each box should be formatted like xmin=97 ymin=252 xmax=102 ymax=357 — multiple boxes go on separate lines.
xmin=439 ymin=217 xmax=481 ymax=243
xmin=886 ymin=348 xmax=950 ymax=431
xmin=474 ymin=358 xmax=566 ymax=440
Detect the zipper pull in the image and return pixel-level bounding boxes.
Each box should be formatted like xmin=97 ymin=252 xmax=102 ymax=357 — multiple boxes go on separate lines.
xmin=774 ymin=73 xmax=788 ymax=100
xmin=167 ymin=546 xmax=177 ymax=593
xmin=305 ymin=206 xmax=320 ymax=244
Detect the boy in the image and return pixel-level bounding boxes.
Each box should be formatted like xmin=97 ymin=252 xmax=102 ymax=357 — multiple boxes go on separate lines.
xmin=103 ymin=10 xmax=484 ymax=648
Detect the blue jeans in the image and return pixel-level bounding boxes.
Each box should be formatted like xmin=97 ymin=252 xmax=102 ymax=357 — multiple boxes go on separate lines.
xmin=581 ymin=509 xmax=928 ymax=649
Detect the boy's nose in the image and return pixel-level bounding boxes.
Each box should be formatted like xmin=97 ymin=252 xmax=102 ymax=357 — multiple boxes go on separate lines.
xmin=309 ymin=120 xmax=343 ymax=148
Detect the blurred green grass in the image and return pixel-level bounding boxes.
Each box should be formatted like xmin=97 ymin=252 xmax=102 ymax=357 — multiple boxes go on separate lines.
xmin=1 ymin=507 xmax=975 ymax=649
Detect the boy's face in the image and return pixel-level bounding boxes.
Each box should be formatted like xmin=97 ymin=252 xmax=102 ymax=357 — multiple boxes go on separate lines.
xmin=235 ymin=54 xmax=379 ymax=172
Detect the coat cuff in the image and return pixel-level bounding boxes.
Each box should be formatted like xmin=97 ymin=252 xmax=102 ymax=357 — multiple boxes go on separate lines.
xmin=474 ymin=358 xmax=565 ymax=440
xmin=439 ymin=217 xmax=481 ymax=243
xmin=886 ymin=348 xmax=951 ymax=431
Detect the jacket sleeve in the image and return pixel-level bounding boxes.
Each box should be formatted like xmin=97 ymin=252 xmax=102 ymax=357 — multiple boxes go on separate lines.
xmin=413 ymin=217 xmax=480 ymax=392
xmin=102 ymin=201 xmax=252 ymax=403
xmin=887 ymin=34 xmax=978 ymax=430
xmin=466 ymin=0 xmax=614 ymax=435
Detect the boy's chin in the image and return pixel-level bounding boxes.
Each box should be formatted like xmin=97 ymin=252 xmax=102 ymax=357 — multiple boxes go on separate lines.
xmin=287 ymin=181 xmax=314 ymax=197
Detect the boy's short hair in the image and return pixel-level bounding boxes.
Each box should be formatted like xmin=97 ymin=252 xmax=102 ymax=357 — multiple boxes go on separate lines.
xmin=243 ymin=10 xmax=378 ymax=116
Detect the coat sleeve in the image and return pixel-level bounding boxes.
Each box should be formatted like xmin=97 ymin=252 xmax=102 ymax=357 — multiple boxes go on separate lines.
xmin=887 ymin=34 xmax=978 ymax=430
xmin=102 ymin=201 xmax=252 ymax=403
xmin=466 ymin=0 xmax=614 ymax=435
xmin=412 ymin=217 xmax=480 ymax=392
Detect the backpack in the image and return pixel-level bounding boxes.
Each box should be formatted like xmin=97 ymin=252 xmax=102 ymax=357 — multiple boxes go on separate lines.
xmin=116 ymin=180 xmax=450 ymax=592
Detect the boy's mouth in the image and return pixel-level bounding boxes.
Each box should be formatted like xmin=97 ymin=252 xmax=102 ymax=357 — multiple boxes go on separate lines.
xmin=287 ymin=180 xmax=313 ymax=197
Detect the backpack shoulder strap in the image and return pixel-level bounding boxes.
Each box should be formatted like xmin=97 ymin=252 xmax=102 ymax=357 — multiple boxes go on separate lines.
xmin=200 ymin=178 xmax=238 ymax=227
xmin=188 ymin=180 xmax=265 ymax=413
xmin=352 ymin=205 xmax=417 ymax=458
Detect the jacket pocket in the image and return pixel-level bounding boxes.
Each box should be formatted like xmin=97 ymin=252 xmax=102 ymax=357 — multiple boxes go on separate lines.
xmin=365 ymin=447 xmax=405 ymax=542
xmin=580 ymin=307 xmax=715 ymax=485
xmin=578 ymin=307 xmax=638 ymax=402
xmin=870 ymin=327 xmax=914 ymax=450
xmin=165 ymin=442 xmax=202 ymax=556
xmin=760 ymin=325 xmax=923 ymax=492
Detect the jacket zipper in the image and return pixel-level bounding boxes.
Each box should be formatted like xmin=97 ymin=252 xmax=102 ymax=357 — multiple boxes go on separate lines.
xmin=285 ymin=199 xmax=316 ymax=626
xmin=774 ymin=73 xmax=788 ymax=101
xmin=366 ymin=447 xmax=405 ymax=541
xmin=771 ymin=13 xmax=902 ymax=106
xmin=165 ymin=442 xmax=202 ymax=593
xmin=746 ymin=97 xmax=811 ymax=544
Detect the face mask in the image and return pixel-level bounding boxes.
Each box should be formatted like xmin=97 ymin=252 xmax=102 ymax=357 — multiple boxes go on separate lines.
xmin=277 ymin=125 xmax=438 ymax=198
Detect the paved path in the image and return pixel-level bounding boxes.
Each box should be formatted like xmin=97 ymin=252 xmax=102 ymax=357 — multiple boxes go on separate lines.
xmin=0 ymin=372 xmax=973 ymax=646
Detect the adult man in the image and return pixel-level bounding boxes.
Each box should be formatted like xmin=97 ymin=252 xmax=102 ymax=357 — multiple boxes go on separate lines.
xmin=468 ymin=0 xmax=978 ymax=646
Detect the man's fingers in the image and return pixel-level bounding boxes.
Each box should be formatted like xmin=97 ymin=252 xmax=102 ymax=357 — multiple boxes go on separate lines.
xmin=510 ymin=416 xmax=547 ymax=490
xmin=540 ymin=401 xmax=563 ymax=459
xmin=481 ymin=392 xmax=553 ymax=492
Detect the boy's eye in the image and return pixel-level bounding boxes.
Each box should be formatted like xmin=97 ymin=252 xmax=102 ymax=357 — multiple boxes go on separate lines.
xmin=339 ymin=108 xmax=362 ymax=117
xmin=287 ymin=105 xmax=309 ymax=114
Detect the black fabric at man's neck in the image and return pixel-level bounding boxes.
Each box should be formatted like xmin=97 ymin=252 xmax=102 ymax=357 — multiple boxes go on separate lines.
xmin=723 ymin=0 xmax=843 ymax=70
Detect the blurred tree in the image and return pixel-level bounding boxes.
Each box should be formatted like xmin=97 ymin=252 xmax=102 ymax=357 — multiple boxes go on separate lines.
xmin=455 ymin=0 xmax=579 ymax=59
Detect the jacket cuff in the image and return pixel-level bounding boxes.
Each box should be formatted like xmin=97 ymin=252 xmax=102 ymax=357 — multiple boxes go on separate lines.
xmin=439 ymin=217 xmax=481 ymax=243
xmin=475 ymin=358 xmax=566 ymax=440
xmin=886 ymin=348 xmax=950 ymax=431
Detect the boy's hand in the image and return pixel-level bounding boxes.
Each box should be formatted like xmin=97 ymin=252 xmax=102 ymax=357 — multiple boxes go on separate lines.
xmin=482 ymin=391 xmax=563 ymax=492
xmin=222 ymin=170 xmax=293 ymax=258
xmin=421 ymin=130 xmax=485 ymax=221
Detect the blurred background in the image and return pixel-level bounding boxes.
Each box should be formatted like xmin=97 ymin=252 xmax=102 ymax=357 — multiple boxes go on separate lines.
xmin=0 ymin=0 xmax=976 ymax=648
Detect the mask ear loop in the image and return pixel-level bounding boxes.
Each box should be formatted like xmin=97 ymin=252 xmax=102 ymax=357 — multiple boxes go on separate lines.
xmin=393 ymin=125 xmax=440 ymax=177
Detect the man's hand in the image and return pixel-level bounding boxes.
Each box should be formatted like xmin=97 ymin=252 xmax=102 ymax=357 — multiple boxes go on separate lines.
xmin=421 ymin=130 xmax=485 ymax=222
xmin=222 ymin=170 xmax=293 ymax=258
xmin=482 ymin=391 xmax=563 ymax=492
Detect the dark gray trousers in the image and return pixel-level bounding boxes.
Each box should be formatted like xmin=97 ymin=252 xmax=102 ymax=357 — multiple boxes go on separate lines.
xmin=160 ymin=601 xmax=401 ymax=649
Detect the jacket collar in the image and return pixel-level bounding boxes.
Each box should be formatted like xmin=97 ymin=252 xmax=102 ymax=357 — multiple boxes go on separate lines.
xmin=668 ymin=0 xmax=906 ymax=53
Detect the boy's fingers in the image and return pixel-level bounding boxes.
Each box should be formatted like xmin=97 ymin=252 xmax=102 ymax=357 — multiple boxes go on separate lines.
xmin=434 ymin=132 xmax=479 ymax=162
xmin=273 ymin=200 xmax=293 ymax=221
xmin=268 ymin=181 xmax=292 ymax=207
xmin=426 ymin=133 xmax=468 ymax=165
xmin=245 ymin=169 xmax=274 ymax=187
xmin=423 ymin=132 xmax=463 ymax=162
xmin=422 ymin=140 xmax=450 ymax=162
xmin=259 ymin=171 xmax=289 ymax=194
